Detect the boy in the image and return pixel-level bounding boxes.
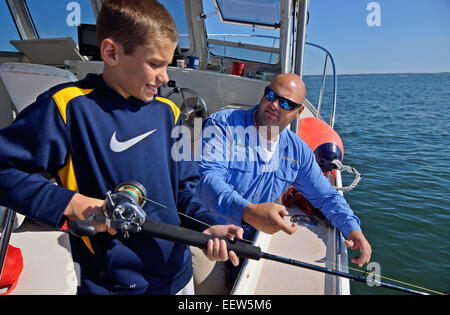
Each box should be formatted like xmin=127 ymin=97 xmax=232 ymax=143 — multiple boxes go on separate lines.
xmin=0 ymin=0 xmax=241 ymax=295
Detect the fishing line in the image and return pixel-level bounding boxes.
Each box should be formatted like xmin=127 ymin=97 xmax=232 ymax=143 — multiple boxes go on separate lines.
xmin=317 ymin=259 xmax=446 ymax=295
xmin=142 ymin=196 xmax=168 ymax=209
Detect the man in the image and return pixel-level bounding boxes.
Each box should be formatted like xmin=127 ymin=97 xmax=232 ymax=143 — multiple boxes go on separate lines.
xmin=193 ymin=73 xmax=371 ymax=294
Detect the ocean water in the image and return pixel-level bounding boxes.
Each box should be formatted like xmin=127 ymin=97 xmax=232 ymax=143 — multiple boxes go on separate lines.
xmin=304 ymin=73 xmax=450 ymax=295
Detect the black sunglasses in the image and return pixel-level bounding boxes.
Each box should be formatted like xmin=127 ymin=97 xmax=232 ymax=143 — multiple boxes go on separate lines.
xmin=264 ymin=86 xmax=302 ymax=111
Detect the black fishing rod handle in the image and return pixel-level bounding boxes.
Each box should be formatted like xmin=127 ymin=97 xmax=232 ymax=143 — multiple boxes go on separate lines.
xmin=141 ymin=220 xmax=263 ymax=261
xmin=67 ymin=219 xmax=97 ymax=237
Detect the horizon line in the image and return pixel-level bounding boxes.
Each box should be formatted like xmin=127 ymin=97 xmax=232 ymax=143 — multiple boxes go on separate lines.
xmin=303 ymin=71 xmax=450 ymax=76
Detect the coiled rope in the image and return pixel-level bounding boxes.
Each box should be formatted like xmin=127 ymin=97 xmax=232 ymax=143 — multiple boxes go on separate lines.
xmin=331 ymin=159 xmax=362 ymax=192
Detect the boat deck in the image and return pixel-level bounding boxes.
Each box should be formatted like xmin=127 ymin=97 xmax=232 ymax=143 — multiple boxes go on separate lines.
xmin=232 ymin=204 xmax=340 ymax=295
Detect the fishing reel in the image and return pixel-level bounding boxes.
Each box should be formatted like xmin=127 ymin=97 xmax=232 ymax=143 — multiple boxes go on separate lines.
xmin=68 ymin=181 xmax=147 ymax=238
xmin=102 ymin=181 xmax=147 ymax=237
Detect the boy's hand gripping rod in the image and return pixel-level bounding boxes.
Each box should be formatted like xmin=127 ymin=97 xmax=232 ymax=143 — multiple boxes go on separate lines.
xmin=67 ymin=181 xmax=431 ymax=295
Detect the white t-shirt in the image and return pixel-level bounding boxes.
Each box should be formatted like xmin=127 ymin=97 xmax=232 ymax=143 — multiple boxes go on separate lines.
xmin=253 ymin=111 xmax=279 ymax=162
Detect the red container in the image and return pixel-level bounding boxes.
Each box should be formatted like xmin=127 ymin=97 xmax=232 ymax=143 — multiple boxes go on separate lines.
xmin=232 ymin=62 xmax=245 ymax=76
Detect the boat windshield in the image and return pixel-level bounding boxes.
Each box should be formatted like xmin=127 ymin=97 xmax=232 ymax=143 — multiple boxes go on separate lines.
xmin=1 ymin=0 xmax=191 ymax=51
xmin=2 ymin=0 xmax=280 ymax=65
xmin=25 ymin=0 xmax=95 ymax=40
xmin=204 ymin=0 xmax=280 ymax=64
xmin=213 ymin=0 xmax=280 ymax=28
xmin=159 ymin=0 xmax=190 ymax=49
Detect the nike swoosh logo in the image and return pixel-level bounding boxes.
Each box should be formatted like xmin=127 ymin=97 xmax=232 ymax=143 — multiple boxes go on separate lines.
xmin=110 ymin=129 xmax=157 ymax=153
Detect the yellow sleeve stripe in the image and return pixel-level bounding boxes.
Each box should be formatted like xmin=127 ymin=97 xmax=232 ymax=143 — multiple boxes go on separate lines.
xmin=80 ymin=236 xmax=95 ymax=255
xmin=52 ymin=87 xmax=94 ymax=124
xmin=57 ymin=155 xmax=79 ymax=192
xmin=156 ymin=96 xmax=181 ymax=125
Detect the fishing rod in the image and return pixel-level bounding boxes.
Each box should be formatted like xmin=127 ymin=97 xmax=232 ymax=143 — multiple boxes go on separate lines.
xmin=68 ymin=181 xmax=435 ymax=296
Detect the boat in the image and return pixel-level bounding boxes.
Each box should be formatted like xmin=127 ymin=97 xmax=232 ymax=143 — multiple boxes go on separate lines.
xmin=0 ymin=0 xmax=353 ymax=295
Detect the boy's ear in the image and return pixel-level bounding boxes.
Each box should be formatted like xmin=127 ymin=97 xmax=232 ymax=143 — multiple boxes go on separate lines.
xmin=100 ymin=38 xmax=120 ymax=66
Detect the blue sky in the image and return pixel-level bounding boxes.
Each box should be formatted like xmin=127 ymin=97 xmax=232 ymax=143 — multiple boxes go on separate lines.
xmin=1 ymin=0 xmax=449 ymax=75
xmin=305 ymin=0 xmax=450 ymax=74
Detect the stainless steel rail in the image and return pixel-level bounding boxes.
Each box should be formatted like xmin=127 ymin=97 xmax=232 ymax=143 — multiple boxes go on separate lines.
xmin=305 ymin=42 xmax=338 ymax=129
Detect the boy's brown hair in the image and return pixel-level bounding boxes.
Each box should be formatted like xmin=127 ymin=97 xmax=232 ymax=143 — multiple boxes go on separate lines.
xmin=97 ymin=0 xmax=178 ymax=55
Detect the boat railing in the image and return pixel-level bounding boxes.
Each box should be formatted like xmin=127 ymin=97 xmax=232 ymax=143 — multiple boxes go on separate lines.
xmin=305 ymin=42 xmax=338 ymax=129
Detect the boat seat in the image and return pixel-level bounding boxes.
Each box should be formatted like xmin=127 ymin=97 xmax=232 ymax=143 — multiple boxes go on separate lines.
xmin=0 ymin=62 xmax=77 ymax=114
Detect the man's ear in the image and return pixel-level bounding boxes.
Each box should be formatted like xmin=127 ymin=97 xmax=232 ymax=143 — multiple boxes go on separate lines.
xmin=295 ymin=105 xmax=305 ymax=118
xmin=100 ymin=38 xmax=120 ymax=66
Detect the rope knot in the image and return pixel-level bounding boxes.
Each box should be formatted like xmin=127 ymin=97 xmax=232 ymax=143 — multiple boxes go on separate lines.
xmin=331 ymin=159 xmax=362 ymax=192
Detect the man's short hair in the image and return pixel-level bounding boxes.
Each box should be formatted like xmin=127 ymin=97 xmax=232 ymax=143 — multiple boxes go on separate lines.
xmin=97 ymin=0 xmax=178 ymax=55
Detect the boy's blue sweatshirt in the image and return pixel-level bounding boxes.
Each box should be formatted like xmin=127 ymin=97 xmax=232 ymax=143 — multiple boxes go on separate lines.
xmin=0 ymin=74 xmax=223 ymax=294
